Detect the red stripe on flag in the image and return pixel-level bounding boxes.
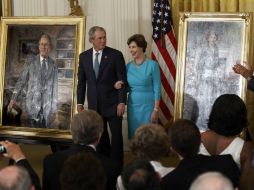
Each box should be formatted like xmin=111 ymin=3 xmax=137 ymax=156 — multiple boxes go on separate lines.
xmin=155 ymin=38 xmax=176 ymax=79
xmin=159 ymin=67 xmax=175 ymax=103
xmin=160 ymin=99 xmax=172 ymax=120
xmin=168 ymin=31 xmax=177 ymax=51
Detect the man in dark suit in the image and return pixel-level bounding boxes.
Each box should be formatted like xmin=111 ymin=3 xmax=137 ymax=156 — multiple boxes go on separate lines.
xmin=0 ymin=141 xmax=41 ymax=190
xmin=77 ymin=26 xmax=127 ymax=167
xmin=8 ymin=33 xmax=58 ymax=128
xmin=160 ymin=119 xmax=240 ymax=190
xmin=43 ymin=110 xmax=119 ymax=190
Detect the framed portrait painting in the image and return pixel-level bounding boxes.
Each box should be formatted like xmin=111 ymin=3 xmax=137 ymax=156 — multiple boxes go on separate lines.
xmin=0 ymin=17 xmax=85 ymax=142
xmin=174 ymin=12 xmax=252 ymax=131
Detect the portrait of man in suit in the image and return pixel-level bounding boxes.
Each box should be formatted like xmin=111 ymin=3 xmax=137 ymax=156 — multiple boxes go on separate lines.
xmin=8 ymin=33 xmax=58 ymax=128
xmin=77 ymin=26 xmax=127 ymax=168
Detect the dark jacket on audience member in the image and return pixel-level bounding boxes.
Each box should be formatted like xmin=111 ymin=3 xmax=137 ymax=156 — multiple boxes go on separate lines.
xmin=160 ymin=154 xmax=240 ymax=190
xmin=17 ymin=159 xmax=41 ymax=190
xmin=43 ymin=144 xmax=119 ymax=190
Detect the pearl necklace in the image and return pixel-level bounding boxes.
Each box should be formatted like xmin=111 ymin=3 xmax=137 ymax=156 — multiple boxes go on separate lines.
xmin=134 ymin=55 xmax=146 ymax=68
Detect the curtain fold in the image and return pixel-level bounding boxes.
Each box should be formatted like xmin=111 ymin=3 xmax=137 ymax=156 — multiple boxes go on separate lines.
xmin=170 ymin=0 xmax=254 ymax=140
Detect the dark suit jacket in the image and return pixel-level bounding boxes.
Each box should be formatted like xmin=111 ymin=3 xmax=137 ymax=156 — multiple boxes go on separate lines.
xmin=42 ymin=144 xmax=119 ymax=190
xmin=248 ymin=77 xmax=254 ymax=91
xmin=17 ymin=159 xmax=41 ymax=190
xmin=160 ymin=154 xmax=240 ymax=190
xmin=77 ymin=46 xmax=127 ymax=117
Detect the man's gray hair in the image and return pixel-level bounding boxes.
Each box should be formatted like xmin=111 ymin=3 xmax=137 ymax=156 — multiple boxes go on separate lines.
xmin=71 ymin=110 xmax=104 ymax=144
xmin=0 ymin=166 xmax=32 ymax=190
xmin=88 ymin=26 xmax=106 ymax=43
xmin=190 ymin=172 xmax=234 ymax=190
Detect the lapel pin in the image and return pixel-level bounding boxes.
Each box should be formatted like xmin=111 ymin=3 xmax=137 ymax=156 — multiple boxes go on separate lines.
xmin=104 ymin=56 xmax=107 ymax=59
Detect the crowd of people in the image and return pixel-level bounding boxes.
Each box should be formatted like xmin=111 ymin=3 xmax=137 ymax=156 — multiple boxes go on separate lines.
xmin=1 ymin=25 xmax=254 ymax=190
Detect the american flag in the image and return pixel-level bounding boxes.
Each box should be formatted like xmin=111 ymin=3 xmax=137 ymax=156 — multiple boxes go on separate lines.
xmin=151 ymin=0 xmax=177 ymax=125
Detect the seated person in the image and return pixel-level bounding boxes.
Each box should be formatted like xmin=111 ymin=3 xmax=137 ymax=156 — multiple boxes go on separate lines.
xmin=121 ymin=159 xmax=160 ymax=190
xmin=190 ymin=172 xmax=234 ymax=190
xmin=199 ymin=94 xmax=252 ymax=171
xmin=160 ymin=119 xmax=240 ymax=190
xmin=0 ymin=141 xmax=41 ymax=190
xmin=43 ymin=110 xmax=119 ymax=190
xmin=60 ymin=152 xmax=106 ymax=190
xmin=117 ymin=124 xmax=173 ymax=189
xmin=0 ymin=165 xmax=34 ymax=190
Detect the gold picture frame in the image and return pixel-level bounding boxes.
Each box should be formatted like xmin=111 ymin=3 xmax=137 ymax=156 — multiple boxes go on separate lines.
xmin=0 ymin=17 xmax=85 ymax=142
xmin=1 ymin=0 xmax=12 ymax=17
xmin=174 ymin=12 xmax=252 ymax=131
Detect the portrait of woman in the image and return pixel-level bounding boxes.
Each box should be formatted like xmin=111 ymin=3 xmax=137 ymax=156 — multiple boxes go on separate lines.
xmin=183 ymin=22 xmax=243 ymax=131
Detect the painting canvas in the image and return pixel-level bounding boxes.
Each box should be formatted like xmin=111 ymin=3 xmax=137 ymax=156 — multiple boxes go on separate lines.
xmin=174 ymin=13 xmax=252 ymax=131
xmin=0 ymin=17 xmax=85 ymax=141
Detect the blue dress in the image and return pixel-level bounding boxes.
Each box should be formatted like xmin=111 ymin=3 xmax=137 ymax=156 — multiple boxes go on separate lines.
xmin=127 ymin=58 xmax=161 ymax=139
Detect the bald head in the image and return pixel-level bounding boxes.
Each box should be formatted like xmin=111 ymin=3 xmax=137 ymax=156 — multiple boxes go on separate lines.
xmin=0 ymin=166 xmax=33 ymax=190
xmin=190 ymin=172 xmax=234 ymax=190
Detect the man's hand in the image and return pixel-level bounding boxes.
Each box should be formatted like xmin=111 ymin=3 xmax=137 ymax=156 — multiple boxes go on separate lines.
xmin=0 ymin=141 xmax=25 ymax=162
xmin=233 ymin=61 xmax=253 ymax=79
xmin=77 ymin=105 xmax=84 ymax=113
xmin=117 ymin=103 xmax=125 ymax=117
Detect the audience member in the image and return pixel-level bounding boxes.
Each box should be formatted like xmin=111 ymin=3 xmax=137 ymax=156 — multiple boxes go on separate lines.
xmin=160 ymin=119 xmax=240 ymax=190
xmin=0 ymin=165 xmax=34 ymax=190
xmin=43 ymin=110 xmax=119 ymax=190
xmin=0 ymin=141 xmax=41 ymax=190
xmin=122 ymin=159 xmax=161 ymax=190
xmin=190 ymin=172 xmax=234 ymax=190
xmin=117 ymin=124 xmax=173 ymax=189
xmin=199 ymin=94 xmax=252 ymax=171
xmin=239 ymin=168 xmax=254 ymax=190
xmin=233 ymin=61 xmax=254 ymax=91
xmin=60 ymin=152 xmax=106 ymax=190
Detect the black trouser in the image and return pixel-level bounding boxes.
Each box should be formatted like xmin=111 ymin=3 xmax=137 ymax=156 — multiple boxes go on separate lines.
xmin=97 ymin=116 xmax=123 ymax=172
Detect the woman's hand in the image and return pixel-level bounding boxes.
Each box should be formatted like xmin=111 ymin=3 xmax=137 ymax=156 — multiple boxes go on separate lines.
xmin=114 ymin=80 xmax=124 ymax=89
xmin=150 ymin=109 xmax=159 ymax=123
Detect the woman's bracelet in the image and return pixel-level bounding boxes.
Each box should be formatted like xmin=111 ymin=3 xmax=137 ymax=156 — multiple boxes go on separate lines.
xmin=153 ymin=108 xmax=159 ymax=112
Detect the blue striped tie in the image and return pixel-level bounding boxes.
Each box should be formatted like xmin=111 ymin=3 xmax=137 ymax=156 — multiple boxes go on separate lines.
xmin=94 ymin=52 xmax=100 ymax=79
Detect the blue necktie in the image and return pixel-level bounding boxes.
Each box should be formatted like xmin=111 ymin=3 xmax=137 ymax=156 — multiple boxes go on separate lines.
xmin=94 ymin=52 xmax=100 ymax=79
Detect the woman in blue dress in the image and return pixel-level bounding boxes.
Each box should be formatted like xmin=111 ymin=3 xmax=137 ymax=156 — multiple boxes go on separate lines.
xmin=115 ymin=34 xmax=161 ymax=139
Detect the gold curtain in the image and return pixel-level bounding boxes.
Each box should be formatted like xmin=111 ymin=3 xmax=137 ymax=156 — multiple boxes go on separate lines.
xmin=169 ymin=0 xmax=254 ymax=139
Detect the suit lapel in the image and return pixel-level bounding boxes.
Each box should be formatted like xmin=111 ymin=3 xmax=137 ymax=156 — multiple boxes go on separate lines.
xmin=98 ymin=47 xmax=109 ymax=80
xmin=47 ymin=57 xmax=54 ymax=78
xmin=87 ymin=49 xmax=97 ymax=80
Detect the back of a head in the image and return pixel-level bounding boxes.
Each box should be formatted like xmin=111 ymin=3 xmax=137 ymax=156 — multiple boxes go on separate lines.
xmin=169 ymin=119 xmax=201 ymax=158
xmin=71 ymin=109 xmax=103 ymax=144
xmin=208 ymin=94 xmax=247 ymax=136
xmin=60 ymin=152 xmax=106 ymax=190
xmin=190 ymin=172 xmax=234 ymax=190
xmin=130 ymin=124 xmax=170 ymax=160
xmin=0 ymin=166 xmax=32 ymax=190
xmin=122 ymin=159 xmax=161 ymax=190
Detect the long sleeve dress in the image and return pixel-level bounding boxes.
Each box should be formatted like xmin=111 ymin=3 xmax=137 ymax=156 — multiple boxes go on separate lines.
xmin=126 ymin=58 xmax=161 ymax=139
